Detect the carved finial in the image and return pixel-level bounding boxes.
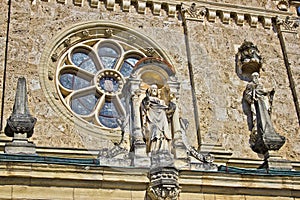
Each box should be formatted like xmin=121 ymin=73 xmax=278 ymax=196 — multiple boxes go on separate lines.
xmin=5 ymin=77 xmax=37 ymax=138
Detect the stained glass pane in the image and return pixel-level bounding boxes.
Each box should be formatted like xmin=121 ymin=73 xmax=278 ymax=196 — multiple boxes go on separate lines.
xmin=98 ymin=47 xmax=119 ymax=69
xmin=72 ymin=52 xmax=97 ymax=73
xmin=120 ymin=58 xmax=139 ymax=77
xmin=59 ymin=74 xmax=90 ymax=90
xmin=298 ymin=7 xmax=300 ymax=16
xmin=71 ymin=94 xmax=98 ymax=115
xmin=99 ymin=101 xmax=119 ymax=128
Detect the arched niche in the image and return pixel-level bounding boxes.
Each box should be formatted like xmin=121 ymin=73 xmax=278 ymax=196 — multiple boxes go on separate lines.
xmin=124 ymin=58 xmax=180 ymax=155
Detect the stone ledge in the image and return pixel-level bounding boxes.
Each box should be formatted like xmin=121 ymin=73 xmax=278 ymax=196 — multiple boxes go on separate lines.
xmin=1 ymin=162 xmax=300 ymax=197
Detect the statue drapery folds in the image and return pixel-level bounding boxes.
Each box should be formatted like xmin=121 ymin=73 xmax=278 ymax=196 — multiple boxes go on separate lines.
xmin=244 ymin=72 xmax=285 ymax=154
xmin=141 ymin=84 xmax=176 ymax=154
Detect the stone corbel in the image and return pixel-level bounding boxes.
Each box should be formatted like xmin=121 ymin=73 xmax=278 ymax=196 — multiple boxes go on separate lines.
xmin=167 ymin=3 xmax=177 ymax=17
xmin=137 ymin=0 xmax=146 ymax=14
xmin=152 ymin=2 xmax=161 ymax=15
xmin=122 ymin=0 xmax=131 ymax=11
xmin=235 ymin=13 xmax=245 ymax=26
xmin=74 ymin=0 xmax=84 ymax=6
xmin=106 ymin=0 xmax=115 ymax=10
xmin=249 ymin=14 xmax=258 ymax=27
xmin=90 ymin=0 xmax=99 ymax=8
xmin=147 ymin=168 xmax=180 ymax=200
xmin=220 ymin=11 xmax=231 ymax=24
xmin=263 ymin=17 xmax=272 ymax=29
xmin=57 ymin=0 xmax=67 ymax=4
xmin=207 ymin=9 xmax=217 ymax=22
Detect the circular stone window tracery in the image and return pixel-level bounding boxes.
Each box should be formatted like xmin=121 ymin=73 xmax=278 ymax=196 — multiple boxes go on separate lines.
xmin=57 ymin=39 xmax=144 ymax=129
xmin=40 ymin=21 xmax=173 ymax=135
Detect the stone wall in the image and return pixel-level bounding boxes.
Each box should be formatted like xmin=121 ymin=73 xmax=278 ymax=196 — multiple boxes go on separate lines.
xmin=186 ymin=18 xmax=299 ymax=159
xmin=0 ymin=1 xmax=8 ymax=132
xmin=0 ymin=0 xmax=299 ymax=161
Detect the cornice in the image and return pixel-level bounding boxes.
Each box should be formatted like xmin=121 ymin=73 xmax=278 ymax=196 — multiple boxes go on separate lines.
xmin=1 ymin=161 xmax=300 ymax=197
xmin=31 ymin=0 xmax=295 ymax=28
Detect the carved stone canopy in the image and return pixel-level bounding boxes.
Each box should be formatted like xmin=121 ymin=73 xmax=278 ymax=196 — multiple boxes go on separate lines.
xmin=5 ymin=77 xmax=37 ymax=138
xmin=237 ymin=40 xmax=262 ymax=78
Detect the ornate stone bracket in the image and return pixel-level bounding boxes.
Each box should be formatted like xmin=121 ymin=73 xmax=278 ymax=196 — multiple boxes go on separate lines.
xmin=4 ymin=77 xmax=37 ymax=155
xmin=147 ymin=167 xmax=180 ymax=200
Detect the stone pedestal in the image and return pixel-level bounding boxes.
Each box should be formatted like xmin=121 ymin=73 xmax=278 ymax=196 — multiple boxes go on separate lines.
xmin=151 ymin=151 xmax=174 ymax=168
xmin=133 ymin=143 xmax=150 ymax=167
xmin=5 ymin=133 xmax=36 ymax=155
xmin=263 ymin=150 xmax=293 ymax=170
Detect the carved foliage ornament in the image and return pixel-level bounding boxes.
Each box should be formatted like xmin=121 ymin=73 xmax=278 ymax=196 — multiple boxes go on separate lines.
xmin=181 ymin=3 xmax=207 ymax=21
xmin=276 ymin=16 xmax=300 ymax=33
xmin=147 ymin=167 xmax=180 ymax=200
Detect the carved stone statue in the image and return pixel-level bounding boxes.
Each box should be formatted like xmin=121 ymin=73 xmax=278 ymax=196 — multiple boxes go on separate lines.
xmin=244 ymin=72 xmax=285 ymax=154
xmin=244 ymin=72 xmax=274 ymax=131
xmin=141 ymin=84 xmax=175 ymax=154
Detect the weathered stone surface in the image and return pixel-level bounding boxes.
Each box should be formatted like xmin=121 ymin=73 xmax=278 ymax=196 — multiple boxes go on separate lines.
xmin=187 ymin=19 xmax=299 ymax=159
xmin=0 ymin=0 xmax=299 ymax=163
xmin=0 ymin=1 xmax=8 ymax=132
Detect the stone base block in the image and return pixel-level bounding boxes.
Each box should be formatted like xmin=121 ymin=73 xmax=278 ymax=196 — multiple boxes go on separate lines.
xmin=5 ymin=141 xmax=36 ymax=155
xmin=263 ymin=150 xmax=293 ymax=170
xmin=133 ymin=156 xmax=151 ymax=168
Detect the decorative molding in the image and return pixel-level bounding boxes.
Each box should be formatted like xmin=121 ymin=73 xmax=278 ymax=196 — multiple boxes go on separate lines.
xmin=35 ymin=0 xmax=294 ymax=28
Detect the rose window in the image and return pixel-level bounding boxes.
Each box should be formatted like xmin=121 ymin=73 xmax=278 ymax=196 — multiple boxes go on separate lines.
xmin=57 ymin=39 xmax=145 ymax=129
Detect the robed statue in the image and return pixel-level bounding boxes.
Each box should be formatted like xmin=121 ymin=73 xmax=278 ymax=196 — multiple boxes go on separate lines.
xmin=244 ymin=72 xmax=285 ymax=154
xmin=141 ymin=85 xmax=175 ymax=154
